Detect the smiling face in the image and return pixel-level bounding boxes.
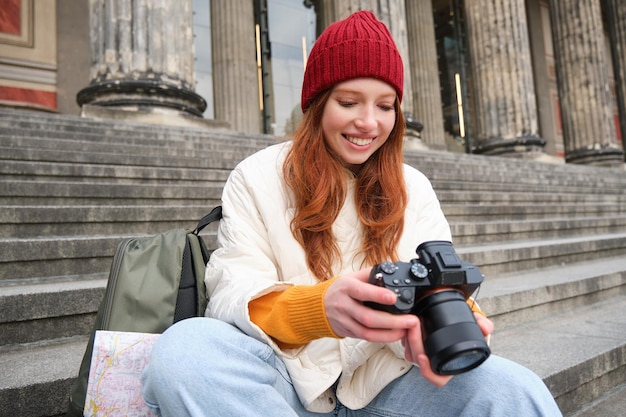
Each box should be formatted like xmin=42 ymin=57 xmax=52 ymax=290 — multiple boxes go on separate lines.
xmin=321 ymin=78 xmax=398 ymax=171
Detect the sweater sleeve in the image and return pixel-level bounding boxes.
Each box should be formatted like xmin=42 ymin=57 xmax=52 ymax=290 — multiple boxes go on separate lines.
xmin=249 ymin=277 xmax=341 ymax=349
xmin=467 ymin=297 xmax=486 ymax=317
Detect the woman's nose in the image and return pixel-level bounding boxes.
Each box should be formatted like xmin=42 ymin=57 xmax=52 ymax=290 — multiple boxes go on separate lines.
xmin=354 ymin=107 xmax=377 ymax=131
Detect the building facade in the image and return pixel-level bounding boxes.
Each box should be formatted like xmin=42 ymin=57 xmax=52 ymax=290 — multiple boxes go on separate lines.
xmin=0 ymin=0 xmax=624 ymax=167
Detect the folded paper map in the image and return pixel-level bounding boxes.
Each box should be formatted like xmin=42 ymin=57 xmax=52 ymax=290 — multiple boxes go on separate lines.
xmin=84 ymin=330 xmax=160 ymax=417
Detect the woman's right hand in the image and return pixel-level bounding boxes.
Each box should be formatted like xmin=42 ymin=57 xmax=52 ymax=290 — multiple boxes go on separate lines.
xmin=323 ymin=267 xmax=419 ymax=343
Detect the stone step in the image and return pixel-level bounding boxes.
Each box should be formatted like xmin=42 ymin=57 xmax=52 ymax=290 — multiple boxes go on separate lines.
xmin=0 ymin=205 xmax=218 ymax=237
xmin=0 ymin=145 xmax=254 ymax=171
xmin=451 ymin=215 xmax=626 ymax=244
xmin=0 ymin=158 xmax=231 ymax=185
xmin=0 ymin=274 xmax=105 ymax=347
xmin=0 ymin=235 xmax=134 ymax=281
xmin=477 ymin=256 xmax=626 ymax=329
xmin=457 ymin=232 xmax=626 ymax=277
xmin=0 ymin=180 xmax=223 ymax=205
xmin=0 ymin=108 xmax=275 ymax=147
xmin=0 ymin=122 xmax=275 ymax=146
xmin=436 ymin=188 xmax=625 ymax=204
xmin=0 ymin=133 xmax=274 ymax=163
xmin=404 ymin=151 xmax=626 ymax=185
xmin=0 ymin=195 xmax=222 ymax=207
xmin=490 ymin=294 xmax=626 ymax=416
xmin=431 ymin=171 xmax=626 ymax=193
xmin=0 ymin=336 xmax=88 ymax=417
xmin=567 ymin=382 xmax=626 ymax=417
xmin=432 ymin=179 xmax=626 ymax=198
xmin=0 ymin=231 xmax=219 ymax=280
xmin=443 ymin=202 xmax=624 ymax=221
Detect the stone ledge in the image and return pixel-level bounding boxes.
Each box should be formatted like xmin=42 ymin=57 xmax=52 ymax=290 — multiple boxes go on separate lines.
xmin=490 ymin=295 xmax=626 ymax=415
xmin=80 ymin=104 xmax=230 ymax=130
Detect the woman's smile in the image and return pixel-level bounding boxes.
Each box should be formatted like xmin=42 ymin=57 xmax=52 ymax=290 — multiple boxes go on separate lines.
xmin=344 ymin=135 xmax=375 ymax=147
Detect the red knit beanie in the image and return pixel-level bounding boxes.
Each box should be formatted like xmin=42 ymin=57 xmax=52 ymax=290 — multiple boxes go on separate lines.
xmin=301 ymin=10 xmax=404 ymax=112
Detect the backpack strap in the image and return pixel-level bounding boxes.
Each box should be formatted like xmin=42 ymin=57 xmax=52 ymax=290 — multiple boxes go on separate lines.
xmin=193 ymin=205 xmax=223 ymax=235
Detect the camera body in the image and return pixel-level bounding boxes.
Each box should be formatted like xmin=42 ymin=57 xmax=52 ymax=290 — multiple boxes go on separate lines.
xmin=366 ymin=240 xmax=490 ymax=375
xmin=368 ymin=240 xmax=483 ymax=314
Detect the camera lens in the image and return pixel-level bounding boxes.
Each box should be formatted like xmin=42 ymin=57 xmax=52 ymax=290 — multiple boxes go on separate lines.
xmin=414 ymin=290 xmax=490 ymax=375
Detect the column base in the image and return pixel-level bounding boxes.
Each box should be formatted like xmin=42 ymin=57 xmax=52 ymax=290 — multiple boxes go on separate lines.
xmin=77 ymin=79 xmax=207 ymax=118
xmin=80 ymin=104 xmax=229 ymax=130
xmin=565 ymin=146 xmax=625 ymax=167
xmin=403 ymin=134 xmax=430 ymax=151
xmin=473 ymin=135 xmax=546 ymax=156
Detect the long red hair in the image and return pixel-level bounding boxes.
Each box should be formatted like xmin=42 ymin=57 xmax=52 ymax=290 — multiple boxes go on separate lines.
xmin=283 ymin=90 xmax=408 ymax=281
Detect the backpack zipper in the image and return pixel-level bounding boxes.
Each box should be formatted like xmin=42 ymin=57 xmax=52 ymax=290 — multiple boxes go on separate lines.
xmin=100 ymin=238 xmax=132 ymax=329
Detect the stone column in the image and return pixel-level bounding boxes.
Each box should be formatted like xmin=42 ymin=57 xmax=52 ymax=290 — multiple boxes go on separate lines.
xmin=318 ymin=0 xmax=376 ymax=23
xmin=376 ymin=0 xmax=413 ymax=117
xmin=77 ymin=0 xmax=207 ymax=121
xmin=211 ymin=0 xmax=259 ymax=133
xmin=548 ymin=0 xmax=624 ymax=166
xmin=604 ymin=0 xmax=626 ymax=160
xmin=464 ymin=0 xmax=544 ymax=156
xmin=404 ymin=0 xmax=446 ymax=150
xmin=310 ymin=0 xmax=333 ymax=34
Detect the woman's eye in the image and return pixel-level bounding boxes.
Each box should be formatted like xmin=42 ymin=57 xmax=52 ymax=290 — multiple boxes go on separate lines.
xmin=338 ymin=101 xmax=355 ymax=108
xmin=379 ymin=105 xmax=394 ymax=112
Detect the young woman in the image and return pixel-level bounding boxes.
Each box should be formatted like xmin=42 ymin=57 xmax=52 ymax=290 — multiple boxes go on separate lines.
xmin=142 ymin=10 xmax=562 ymax=416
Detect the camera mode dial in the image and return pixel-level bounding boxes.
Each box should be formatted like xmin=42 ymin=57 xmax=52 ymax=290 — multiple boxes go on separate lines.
xmin=410 ymin=261 xmax=428 ymax=280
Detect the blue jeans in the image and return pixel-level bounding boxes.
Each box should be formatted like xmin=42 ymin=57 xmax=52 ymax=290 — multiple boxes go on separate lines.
xmin=142 ymin=317 xmax=562 ymax=417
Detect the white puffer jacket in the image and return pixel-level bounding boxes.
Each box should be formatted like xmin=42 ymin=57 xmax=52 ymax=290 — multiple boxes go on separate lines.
xmin=205 ymin=141 xmax=451 ymax=412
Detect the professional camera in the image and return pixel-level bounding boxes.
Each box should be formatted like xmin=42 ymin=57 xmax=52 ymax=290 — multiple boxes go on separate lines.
xmin=366 ymin=240 xmax=490 ymax=375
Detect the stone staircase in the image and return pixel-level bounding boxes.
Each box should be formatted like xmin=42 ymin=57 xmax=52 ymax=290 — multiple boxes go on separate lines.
xmin=0 ymin=107 xmax=624 ymax=416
